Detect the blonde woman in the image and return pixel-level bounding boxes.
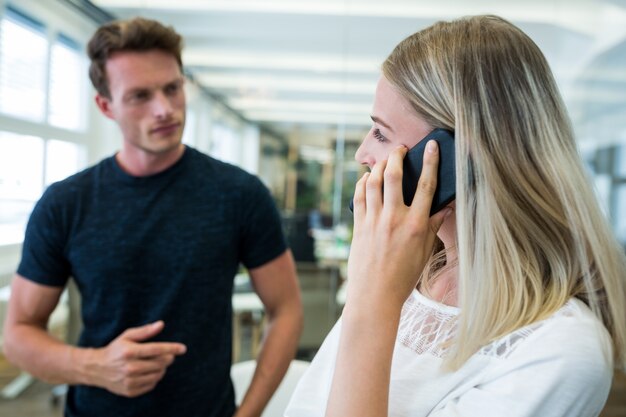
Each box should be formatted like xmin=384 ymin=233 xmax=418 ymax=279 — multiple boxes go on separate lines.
xmin=285 ymin=15 xmax=626 ymax=417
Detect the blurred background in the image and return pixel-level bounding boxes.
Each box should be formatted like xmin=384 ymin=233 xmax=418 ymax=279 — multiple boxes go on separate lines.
xmin=0 ymin=0 xmax=625 ymax=415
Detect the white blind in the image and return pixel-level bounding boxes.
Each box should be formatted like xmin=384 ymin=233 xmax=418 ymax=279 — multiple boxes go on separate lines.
xmin=0 ymin=130 xmax=44 ymax=245
xmin=0 ymin=6 xmax=91 ymax=246
xmin=0 ymin=7 xmax=48 ymax=122
xmin=49 ymin=34 xmax=85 ymax=130
xmin=0 ymin=131 xmax=44 ymax=201
xmin=45 ymin=139 xmax=86 ymax=185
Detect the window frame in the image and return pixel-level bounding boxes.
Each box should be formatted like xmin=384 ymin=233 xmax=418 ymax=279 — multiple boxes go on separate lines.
xmin=0 ymin=2 xmax=92 ymax=247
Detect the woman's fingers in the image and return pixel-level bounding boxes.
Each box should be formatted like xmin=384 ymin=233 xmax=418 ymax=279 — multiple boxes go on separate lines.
xmin=383 ymin=146 xmax=408 ymax=210
xmin=429 ymin=206 xmax=452 ymax=235
xmin=352 ymin=172 xmax=369 ymax=220
xmin=354 ymin=141 xmax=439 ymax=219
xmin=346 ymin=140 xmax=449 ymax=310
xmin=365 ymin=159 xmax=387 ymax=213
xmin=409 ymin=140 xmax=440 ymax=218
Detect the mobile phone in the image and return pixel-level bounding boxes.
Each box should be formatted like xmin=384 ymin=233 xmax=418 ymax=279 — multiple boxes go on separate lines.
xmin=402 ymin=128 xmax=456 ymax=215
xmin=349 ymin=128 xmax=456 ymax=215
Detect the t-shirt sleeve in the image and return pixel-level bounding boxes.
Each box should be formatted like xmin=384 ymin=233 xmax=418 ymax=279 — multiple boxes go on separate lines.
xmin=238 ymin=176 xmax=288 ymax=269
xmin=429 ymin=318 xmax=614 ymax=417
xmin=17 ymin=184 xmax=71 ymax=287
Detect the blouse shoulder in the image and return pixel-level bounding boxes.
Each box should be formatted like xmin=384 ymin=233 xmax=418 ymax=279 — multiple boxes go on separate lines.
xmin=481 ymin=298 xmax=613 ymax=363
xmin=398 ymin=292 xmax=613 ymax=367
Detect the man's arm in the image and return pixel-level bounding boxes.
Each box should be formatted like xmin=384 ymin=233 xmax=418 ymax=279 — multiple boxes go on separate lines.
xmin=235 ymin=249 xmax=303 ymax=417
xmin=3 ymin=274 xmax=187 ymax=397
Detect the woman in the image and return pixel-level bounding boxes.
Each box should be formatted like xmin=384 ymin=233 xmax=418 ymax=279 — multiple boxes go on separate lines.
xmin=285 ymin=15 xmax=626 ymax=417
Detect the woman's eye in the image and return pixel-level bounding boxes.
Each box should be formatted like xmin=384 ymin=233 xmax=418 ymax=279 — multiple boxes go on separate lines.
xmin=373 ymin=128 xmax=387 ymax=143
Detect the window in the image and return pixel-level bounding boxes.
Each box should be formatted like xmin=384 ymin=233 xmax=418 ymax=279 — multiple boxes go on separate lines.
xmin=0 ymin=132 xmax=44 ymax=245
xmin=0 ymin=133 xmax=87 ymax=246
xmin=49 ymin=34 xmax=86 ymax=130
xmin=46 ymin=139 xmax=86 ymax=185
xmin=0 ymin=6 xmax=88 ymax=246
xmin=0 ymin=6 xmax=47 ymax=122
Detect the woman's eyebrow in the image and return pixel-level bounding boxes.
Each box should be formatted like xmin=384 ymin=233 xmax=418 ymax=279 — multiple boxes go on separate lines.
xmin=370 ymin=115 xmax=394 ymax=133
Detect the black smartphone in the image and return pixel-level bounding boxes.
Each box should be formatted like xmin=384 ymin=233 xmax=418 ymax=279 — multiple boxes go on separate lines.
xmin=402 ymin=128 xmax=456 ymax=215
xmin=349 ymin=128 xmax=456 ymax=215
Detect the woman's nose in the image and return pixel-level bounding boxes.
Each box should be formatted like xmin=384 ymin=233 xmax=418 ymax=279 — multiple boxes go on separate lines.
xmin=354 ymin=140 xmax=374 ymax=167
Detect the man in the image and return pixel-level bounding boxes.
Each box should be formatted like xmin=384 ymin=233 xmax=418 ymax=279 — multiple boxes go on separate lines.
xmin=2 ymin=17 xmax=303 ymax=417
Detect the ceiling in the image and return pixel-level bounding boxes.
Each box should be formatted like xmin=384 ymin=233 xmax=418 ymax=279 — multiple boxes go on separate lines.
xmin=91 ymin=0 xmax=626 ymax=148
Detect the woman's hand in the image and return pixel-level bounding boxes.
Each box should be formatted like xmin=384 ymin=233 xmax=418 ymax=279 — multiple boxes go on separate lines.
xmin=326 ymin=140 xmax=450 ymax=417
xmin=346 ymin=140 xmax=450 ymax=311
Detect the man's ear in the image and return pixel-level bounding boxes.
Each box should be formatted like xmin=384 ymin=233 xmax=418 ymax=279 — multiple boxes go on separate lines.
xmin=95 ymin=94 xmax=115 ymax=120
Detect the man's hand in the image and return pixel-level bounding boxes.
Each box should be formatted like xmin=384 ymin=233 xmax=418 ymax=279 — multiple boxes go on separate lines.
xmin=84 ymin=321 xmax=186 ymax=397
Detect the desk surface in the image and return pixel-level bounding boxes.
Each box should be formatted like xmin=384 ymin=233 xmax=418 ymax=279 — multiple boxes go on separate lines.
xmin=232 ymin=292 xmax=263 ymax=312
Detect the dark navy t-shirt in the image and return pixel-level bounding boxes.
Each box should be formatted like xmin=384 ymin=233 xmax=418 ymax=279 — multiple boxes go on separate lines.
xmin=18 ymin=146 xmax=287 ymax=417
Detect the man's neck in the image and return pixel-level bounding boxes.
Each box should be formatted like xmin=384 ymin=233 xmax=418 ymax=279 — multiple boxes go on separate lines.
xmin=115 ymin=144 xmax=185 ymax=177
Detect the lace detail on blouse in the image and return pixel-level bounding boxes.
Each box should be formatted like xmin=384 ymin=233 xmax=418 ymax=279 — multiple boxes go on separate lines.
xmin=398 ymin=290 xmax=579 ymax=359
xmin=398 ymin=291 xmax=459 ymax=357
xmin=477 ymin=300 xmax=577 ymax=358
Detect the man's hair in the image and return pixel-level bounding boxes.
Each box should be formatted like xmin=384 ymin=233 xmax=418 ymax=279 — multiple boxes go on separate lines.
xmin=383 ymin=15 xmax=626 ymax=370
xmin=87 ymin=17 xmax=183 ymax=98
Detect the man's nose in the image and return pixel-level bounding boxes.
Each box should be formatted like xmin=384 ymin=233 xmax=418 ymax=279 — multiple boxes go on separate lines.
xmin=152 ymin=91 xmax=173 ymax=119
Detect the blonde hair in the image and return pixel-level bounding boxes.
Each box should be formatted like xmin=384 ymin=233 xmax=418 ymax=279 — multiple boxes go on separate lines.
xmin=383 ymin=15 xmax=626 ymax=370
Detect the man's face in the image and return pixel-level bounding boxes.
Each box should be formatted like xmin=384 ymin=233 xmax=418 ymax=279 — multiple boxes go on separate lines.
xmin=96 ymin=49 xmax=186 ymax=156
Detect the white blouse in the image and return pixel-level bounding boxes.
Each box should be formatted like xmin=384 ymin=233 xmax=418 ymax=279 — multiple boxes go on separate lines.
xmin=285 ymin=289 xmax=613 ymax=417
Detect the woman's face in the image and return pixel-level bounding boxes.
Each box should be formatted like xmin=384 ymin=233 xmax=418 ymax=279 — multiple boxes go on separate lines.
xmin=355 ymin=76 xmax=432 ymax=168
xmin=355 ymin=76 xmax=456 ymax=246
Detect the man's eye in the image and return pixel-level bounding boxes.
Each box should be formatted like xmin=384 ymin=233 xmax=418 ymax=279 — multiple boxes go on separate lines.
xmin=131 ymin=92 xmax=149 ymax=101
xmin=165 ymin=83 xmax=181 ymax=95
